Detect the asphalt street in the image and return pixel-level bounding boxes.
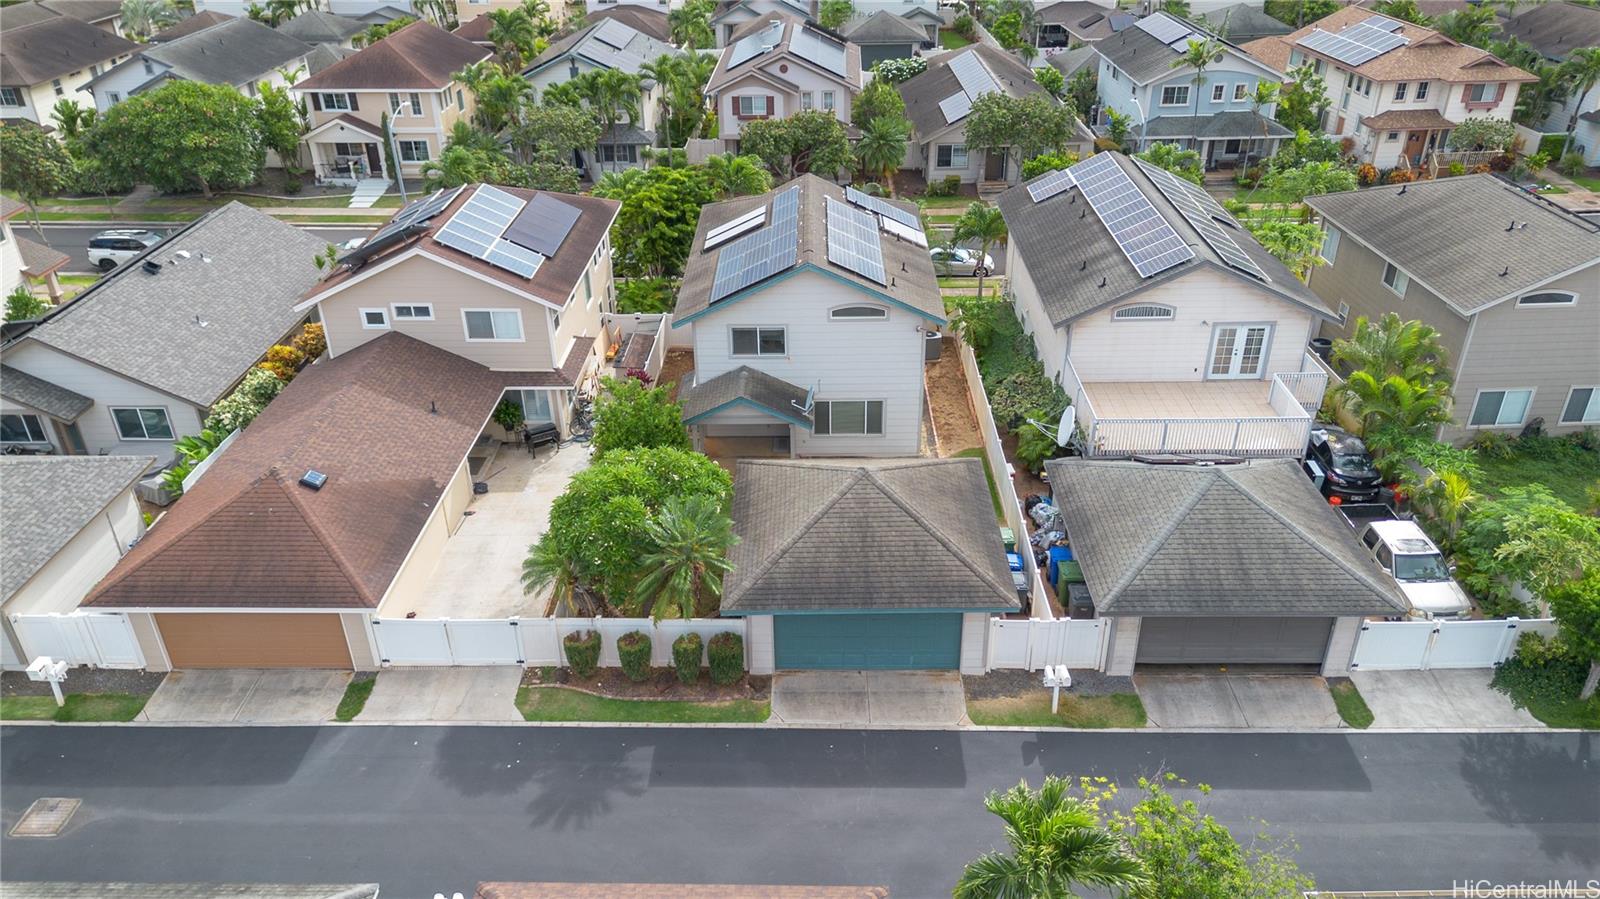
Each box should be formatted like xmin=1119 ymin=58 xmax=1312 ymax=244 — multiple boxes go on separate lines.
xmin=2 ymin=727 xmax=1594 ymax=897
xmin=18 ymin=223 xmax=377 ymax=275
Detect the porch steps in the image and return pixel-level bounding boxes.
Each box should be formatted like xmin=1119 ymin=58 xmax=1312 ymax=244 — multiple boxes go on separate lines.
xmin=348 ymin=178 xmax=391 ymax=208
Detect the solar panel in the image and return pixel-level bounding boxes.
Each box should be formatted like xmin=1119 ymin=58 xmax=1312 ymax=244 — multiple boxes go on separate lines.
xmin=1360 ymin=14 xmax=1402 ymax=32
xmin=704 ymin=205 xmax=767 ymax=250
xmin=1134 ymin=12 xmax=1191 ymax=45
xmin=1026 ymin=167 xmax=1075 ymax=203
xmin=339 ymin=185 xmax=463 ymax=264
xmin=1131 ymin=157 xmax=1266 ymax=282
xmin=592 ymin=18 xmax=633 ymax=49
xmin=434 ymin=185 xmax=546 ymax=279
xmin=505 ymin=193 xmax=582 ymax=256
xmin=709 ymin=186 xmax=799 ymax=303
xmin=1070 ymin=153 xmax=1194 ymax=278
xmin=727 ymin=20 xmax=782 ymax=68
xmin=938 ymin=91 xmax=972 ymax=124
xmin=845 ymin=186 xmax=920 ymax=230
xmin=824 ymin=197 xmax=886 ymax=285
xmin=791 ymin=26 xmax=847 ymax=77
xmin=948 ymin=50 xmax=999 ymax=101
xmin=881 ymin=217 xmax=928 ymax=248
xmin=1295 ymin=22 xmax=1406 ymax=66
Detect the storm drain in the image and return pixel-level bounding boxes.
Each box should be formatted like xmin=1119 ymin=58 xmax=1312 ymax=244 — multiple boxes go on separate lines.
xmin=9 ymin=798 xmax=80 ymax=837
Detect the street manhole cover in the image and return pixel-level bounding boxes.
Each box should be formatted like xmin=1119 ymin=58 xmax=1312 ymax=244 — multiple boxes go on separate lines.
xmin=9 ymin=798 xmax=80 ymax=837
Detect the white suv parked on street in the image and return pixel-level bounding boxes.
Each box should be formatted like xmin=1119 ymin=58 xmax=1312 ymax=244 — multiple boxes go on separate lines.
xmin=87 ymin=229 xmax=162 ymax=271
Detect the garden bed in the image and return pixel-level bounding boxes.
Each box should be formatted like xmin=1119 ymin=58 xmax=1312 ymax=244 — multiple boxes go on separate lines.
xmin=522 ymin=665 xmax=770 ymax=703
xmin=657 ymin=348 xmax=695 ymax=402
xmin=965 ymin=670 xmax=1144 ymax=728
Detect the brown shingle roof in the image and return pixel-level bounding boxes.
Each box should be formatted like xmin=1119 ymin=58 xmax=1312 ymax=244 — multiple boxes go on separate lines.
xmin=585 ymin=5 xmax=672 ymax=44
xmin=1359 ymin=107 xmax=1457 ymax=131
xmin=453 ymin=12 xmax=494 ymax=43
xmin=294 ymin=20 xmax=488 ymax=91
xmin=15 ymin=235 xmax=67 ymax=278
xmin=706 ymin=13 xmax=861 ymax=93
xmin=150 ymin=10 xmax=233 ymax=42
xmin=1244 ymin=6 xmax=1534 ymax=84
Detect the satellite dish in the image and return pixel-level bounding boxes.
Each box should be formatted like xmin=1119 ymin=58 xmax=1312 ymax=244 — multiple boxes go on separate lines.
xmin=1056 ymin=406 xmax=1076 ymax=446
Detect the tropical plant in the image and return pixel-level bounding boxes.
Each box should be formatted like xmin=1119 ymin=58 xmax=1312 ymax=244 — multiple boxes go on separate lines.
xmin=851 ymin=78 xmax=905 ymax=128
xmin=83 ymin=81 xmax=265 ymax=197
xmin=1161 ymin=0 xmax=1191 ymax=16
xmin=574 ymin=68 xmax=643 ymax=171
xmin=512 ymin=103 xmax=600 ymax=165
xmin=4 ymin=286 xmax=47 ymax=323
xmin=1103 ymin=108 xmax=1131 ymax=148
xmin=204 ymin=368 xmax=285 ymax=433
xmin=1065 ymin=68 xmax=1097 ymax=120
xmin=1432 ymin=5 xmax=1497 ymax=47
xmin=1136 ymin=142 xmax=1204 ymax=185
xmin=615 ymin=277 xmax=677 ymax=314
xmin=51 ymin=99 xmax=94 ymax=141
xmin=1173 ymin=35 xmax=1225 ymax=121
xmin=591 ymin=375 xmax=691 ymax=457
xmin=0 ymin=124 xmax=76 ymax=235
xmin=1275 ymin=63 xmax=1331 ymax=134
xmin=873 ymin=56 xmax=926 ymax=85
xmin=120 ymin=0 xmax=180 ymax=39
xmin=1014 ymin=406 xmax=1069 ymax=472
xmin=1248 ymin=220 xmax=1327 ymax=279
xmin=964 ymin=92 xmax=1077 ymax=180
xmin=1558 ymin=48 xmax=1600 ymax=158
xmin=1263 ymin=0 xmax=1339 ymax=28
xmin=160 ymin=428 xmax=230 ymax=494
xmin=1338 ymin=370 xmax=1452 ymax=437
xmin=592 ymin=164 xmax=719 ymax=277
xmin=1257 ymin=160 xmax=1358 ymax=209
xmin=291 ymin=322 xmax=327 ymax=359
xmin=703 ymin=153 xmax=771 ymax=198
xmin=355 ymin=15 xmax=416 ymax=46
xmin=523 ymin=534 xmax=603 ymax=616
xmin=1412 ymin=469 xmax=1477 ymax=552
xmin=1547 ymin=574 xmax=1600 ymax=699
xmin=1371 ymin=0 xmax=1429 ymax=24
xmin=818 ymin=0 xmax=854 ymax=29
xmin=486 ymin=8 xmax=539 ymax=71
xmin=633 ymin=494 xmax=739 ymax=621
xmin=668 ymin=0 xmax=715 ymax=50
xmin=1331 ymin=312 xmax=1453 ymax=393
xmin=1021 ymin=152 xmax=1076 ymax=180
xmin=1446 ymin=117 xmax=1515 ymax=152
xmin=953 ymin=202 xmax=1007 ymax=310
xmin=855 ymin=116 xmax=909 ymax=187
xmin=1034 ymin=64 xmax=1065 ymax=99
xmin=738 ymin=110 xmax=853 ymax=178
xmin=947 ymin=289 xmax=1001 ymax=349
xmin=258 ymin=82 xmax=306 ymax=167
xmin=954 ymin=776 xmax=1147 ymax=899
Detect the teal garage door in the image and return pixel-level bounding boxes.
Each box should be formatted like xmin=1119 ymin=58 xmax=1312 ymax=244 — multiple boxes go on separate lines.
xmin=774 ymin=613 xmax=962 ymax=670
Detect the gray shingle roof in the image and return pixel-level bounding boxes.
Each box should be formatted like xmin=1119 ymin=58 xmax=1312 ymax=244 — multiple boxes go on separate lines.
xmin=0 ymin=364 xmax=91 ymax=421
xmin=0 ymin=13 xmax=140 ymax=85
xmin=1093 ymin=11 xmax=1261 ymax=84
xmin=149 ymin=10 xmax=234 ymax=43
xmin=723 ymin=458 xmax=1022 ymax=613
xmin=841 ymin=9 xmax=928 ymax=44
xmin=8 ymin=203 xmax=326 ymax=407
xmin=1045 ymin=458 xmax=1410 ymax=617
xmin=1134 ymin=110 xmax=1292 ymax=140
xmin=136 ymin=16 xmax=312 ymax=87
xmin=1046 ymin=44 xmax=1099 ymax=79
xmin=899 ymin=43 xmax=1044 ymax=138
xmin=706 ymin=14 xmax=862 ymax=93
xmin=996 ymin=152 xmax=1331 ymax=327
xmin=680 ymin=365 xmax=813 ymax=426
xmin=1 ymin=455 xmax=154 ymax=601
xmin=1306 ymin=175 xmax=1600 ymax=315
xmin=1200 ymin=3 xmax=1292 ymax=43
xmin=526 ymin=18 xmax=678 ymax=77
xmin=1498 ymin=1 xmax=1600 ymax=62
xmin=276 ymin=9 xmax=367 ymax=44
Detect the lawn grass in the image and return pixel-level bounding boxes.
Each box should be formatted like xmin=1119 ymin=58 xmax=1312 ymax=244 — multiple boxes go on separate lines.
xmin=336 ymin=676 xmax=376 ymax=722
xmin=1513 ymin=690 xmax=1600 ymax=729
xmin=516 ymin=686 xmax=769 ymax=723
xmin=34 ymin=211 xmax=197 ymax=223
xmin=1559 ymin=169 xmax=1600 ymax=192
xmin=967 ymin=692 xmax=1147 ymax=728
xmin=955 ymin=447 xmax=1005 ymax=522
xmin=1329 ymin=679 xmax=1374 ymax=729
xmin=0 ymin=696 xmax=60 ymax=720
xmin=1473 ymin=436 xmax=1600 ymax=510
xmin=2 ymin=693 xmax=149 ymax=722
xmin=939 ymin=29 xmax=972 ymax=49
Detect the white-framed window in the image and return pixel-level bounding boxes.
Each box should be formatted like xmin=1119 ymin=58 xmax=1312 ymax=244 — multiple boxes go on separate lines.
xmin=1516 ymin=291 xmax=1577 ymax=307
xmin=830 ymin=304 xmax=887 ymax=320
xmin=936 ymin=144 xmax=968 ymax=168
xmin=1562 ymin=386 xmax=1600 ymax=424
xmin=735 ymin=95 xmax=770 ymax=117
xmin=1160 ymin=85 xmax=1189 ymax=106
xmin=822 ymin=91 xmax=835 ymax=111
xmin=0 ymin=412 xmax=47 ymax=443
xmin=1394 ymin=82 xmax=1408 ymax=101
xmin=1320 ymin=226 xmax=1340 ymax=262
xmin=0 ymin=87 xmax=22 ymax=106
xmin=731 ymin=326 xmax=785 ymax=356
xmin=1111 ymin=303 xmax=1175 ymax=321
xmin=1337 ymin=301 xmax=1350 ymax=323
xmin=408 ymin=92 xmax=422 ymax=115
xmin=583 ymin=272 xmax=593 ymax=307
xmin=1381 ymin=261 xmax=1408 ymax=297
xmin=110 ymin=407 xmax=174 ymax=441
xmin=391 ymin=303 xmax=433 ymax=320
xmin=599 ymin=144 xmax=638 ymax=164
xmin=463 ymin=309 xmax=524 ymax=341
xmin=1233 ymin=83 xmax=1248 ymax=101
xmin=321 ymin=92 xmax=351 ymax=110
xmin=1469 ymin=388 xmax=1534 ymax=427
xmin=398 ymin=140 xmax=430 ymax=162
xmin=800 ymin=92 xmax=814 ymax=110
xmin=1387 ymin=130 xmax=1400 ymax=140
xmin=51 ymin=78 xmax=63 ymax=96
xmin=360 ymin=307 xmax=389 ymax=329
xmin=813 ymin=399 xmax=884 ymax=436
xmin=1465 ymin=83 xmax=1496 ymax=103
xmin=390 ymin=92 xmax=406 ymax=114
xmin=1212 ymin=83 xmax=1225 ymax=102
xmin=1415 ymin=81 xmax=1429 ymax=101
xmin=108 ymin=91 xmax=120 ymax=103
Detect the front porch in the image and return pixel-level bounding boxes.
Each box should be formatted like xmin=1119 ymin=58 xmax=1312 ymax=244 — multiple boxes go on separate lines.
xmin=303 ymin=114 xmax=388 ymax=186
xmin=1127 ymin=111 xmax=1292 ymax=169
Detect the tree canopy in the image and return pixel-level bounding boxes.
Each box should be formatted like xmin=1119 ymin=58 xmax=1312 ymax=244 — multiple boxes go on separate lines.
xmin=591 ymin=375 xmax=692 ymax=458
xmin=1275 ymin=64 xmax=1331 ymax=134
xmin=593 ymin=165 xmax=721 ymax=278
xmin=964 ymin=93 xmax=1076 ymax=177
xmin=0 ymin=124 xmax=76 ymax=229
xmin=738 ymin=110 xmax=853 ymax=179
xmin=83 ymin=81 xmax=264 ymax=196
xmin=851 ymin=78 xmax=905 ymax=128
xmin=1135 ymin=143 xmax=1204 ymax=185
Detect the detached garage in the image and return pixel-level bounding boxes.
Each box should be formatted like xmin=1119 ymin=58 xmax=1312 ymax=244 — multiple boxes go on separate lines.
xmin=723 ymin=459 xmax=1021 ymax=673
xmin=1045 ymin=458 xmax=1411 ymax=676
xmin=155 ymin=613 xmax=353 ymax=669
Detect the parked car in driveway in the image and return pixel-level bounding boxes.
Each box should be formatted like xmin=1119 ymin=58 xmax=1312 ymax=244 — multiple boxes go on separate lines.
xmin=930 ymin=246 xmax=993 ymax=276
xmin=1306 ymin=426 xmax=1382 ymax=501
xmin=87 ymin=229 xmax=162 ymax=271
xmin=1351 ymin=516 xmax=1472 ymax=620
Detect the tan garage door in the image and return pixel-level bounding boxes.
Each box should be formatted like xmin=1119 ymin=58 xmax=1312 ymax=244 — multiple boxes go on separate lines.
xmin=156 ymin=613 xmax=352 ymax=669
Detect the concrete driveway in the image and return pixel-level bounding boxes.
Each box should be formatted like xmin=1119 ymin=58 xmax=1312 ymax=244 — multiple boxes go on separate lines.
xmin=1135 ymin=673 xmax=1342 ymax=729
xmin=357 ymin=667 xmax=523 ymax=722
xmin=140 ymin=669 xmax=350 ymax=723
xmin=770 ymin=671 xmax=967 ymax=726
xmin=1351 ymin=669 xmax=1541 ymax=728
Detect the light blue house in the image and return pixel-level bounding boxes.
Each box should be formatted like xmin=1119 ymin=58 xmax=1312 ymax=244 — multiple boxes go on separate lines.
xmin=1093 ymin=11 xmax=1290 ymax=168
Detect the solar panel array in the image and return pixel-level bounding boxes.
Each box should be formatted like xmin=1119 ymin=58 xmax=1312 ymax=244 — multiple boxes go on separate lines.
xmin=592 ymin=18 xmax=633 ymax=48
xmin=727 ymin=20 xmax=784 ymax=68
xmin=709 ymin=186 xmax=799 ymax=303
xmin=1133 ymin=12 xmax=1192 ymax=46
xmin=1026 ymin=167 xmax=1076 ymax=203
xmin=939 ymin=49 xmax=1001 ymax=124
xmin=882 ymin=217 xmax=927 ymax=248
xmin=1070 ymin=153 xmax=1194 ymax=278
xmin=1131 ymin=157 xmax=1266 ymax=282
xmin=506 ymin=193 xmax=582 ymax=257
xmin=845 ymin=186 xmax=920 ymax=230
xmin=938 ymin=92 xmax=972 ymax=124
xmin=791 ymin=26 xmax=847 ymax=77
xmin=434 ymin=185 xmax=545 ymax=279
xmin=1360 ymin=14 xmax=1403 ymax=32
xmin=1296 ymin=21 xmax=1407 ymax=67
xmin=704 ymin=205 xmax=767 ymax=250
xmin=368 ymin=187 xmax=463 ymax=247
xmin=825 ymin=197 xmax=887 ymax=285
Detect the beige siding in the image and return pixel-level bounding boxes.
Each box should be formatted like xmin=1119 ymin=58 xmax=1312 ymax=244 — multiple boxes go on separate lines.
xmin=960 ymin=612 xmax=989 ymax=675
xmin=550 ymin=236 xmax=615 ymax=361
xmin=4 ymin=487 xmax=144 ymax=617
xmin=128 ymin=612 xmax=170 ymax=672
xmin=376 ymin=459 xmax=472 ymax=617
xmin=1321 ymin=615 xmax=1362 ymax=676
xmin=745 ymin=614 xmax=775 ymax=675
xmin=341 ymin=612 xmax=379 ymax=671
xmin=1307 ymin=224 xmax=1471 ymax=363
xmin=318 ymin=254 xmax=556 ymax=371
xmin=1104 ymin=616 xmax=1141 ymax=677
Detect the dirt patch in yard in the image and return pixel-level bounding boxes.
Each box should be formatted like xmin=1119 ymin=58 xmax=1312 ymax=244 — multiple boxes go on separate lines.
xmin=2 ymin=669 xmax=165 ymax=698
xmin=965 ymin=668 xmax=1133 ymax=700
xmin=658 ymin=348 xmax=695 ymax=401
xmin=925 ymin=337 xmax=983 ymax=456
xmin=524 ymin=665 xmax=771 ymax=703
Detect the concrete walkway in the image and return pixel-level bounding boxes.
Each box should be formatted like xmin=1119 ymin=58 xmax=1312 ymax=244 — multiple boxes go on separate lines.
xmin=140 ymin=669 xmax=350 ymax=723
xmin=1351 ymin=669 xmax=1541 ymax=728
xmin=1135 ymin=674 xmax=1342 ymax=728
xmin=770 ymin=671 xmax=968 ymax=726
xmin=357 ymin=667 xmax=523 ymax=722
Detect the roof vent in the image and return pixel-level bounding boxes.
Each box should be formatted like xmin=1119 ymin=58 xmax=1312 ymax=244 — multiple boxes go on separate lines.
xmin=299 ymin=470 xmax=329 ymax=491
xmin=141 ymin=259 xmax=162 ymax=275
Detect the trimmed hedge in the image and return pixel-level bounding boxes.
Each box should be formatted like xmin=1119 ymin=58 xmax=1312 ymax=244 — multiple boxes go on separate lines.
xmin=564 ymin=629 xmax=601 ymax=679
xmin=617 ymin=630 xmax=651 ymax=682
xmin=672 ymin=632 xmax=703 ymax=685
xmin=709 ymin=632 xmax=744 ymax=685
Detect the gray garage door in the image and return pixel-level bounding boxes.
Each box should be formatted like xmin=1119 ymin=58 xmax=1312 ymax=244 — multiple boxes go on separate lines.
xmin=1136 ymin=617 xmax=1333 ymax=665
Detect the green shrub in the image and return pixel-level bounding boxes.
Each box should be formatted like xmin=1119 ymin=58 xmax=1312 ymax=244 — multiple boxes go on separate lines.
xmin=989 ymin=366 xmax=1065 ymax=430
xmin=1014 ymin=406 xmax=1070 ymax=472
xmin=1493 ymin=633 xmax=1588 ymax=708
xmin=617 ymin=630 xmax=651 ymax=682
xmin=672 ymin=632 xmax=702 ymax=684
xmin=708 ymin=631 xmax=744 ymax=685
xmin=1537 ymin=132 xmax=1567 ymax=160
xmin=616 ymin=277 xmax=677 ymax=314
xmin=953 ymin=12 xmax=975 ymax=37
xmin=1469 ymin=430 xmax=1515 ymax=459
xmin=564 ymin=629 xmax=601 ymax=678
xmin=1447 ymin=161 xmax=1466 ymax=177
xmin=925 ymin=174 xmax=962 ymax=197
xmin=1559 ymin=152 xmax=1587 ymax=177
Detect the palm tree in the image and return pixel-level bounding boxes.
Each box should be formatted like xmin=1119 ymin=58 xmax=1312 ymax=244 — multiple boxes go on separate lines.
xmin=1331 ymin=312 xmax=1454 ymax=393
xmin=953 ymin=201 xmax=1007 ymax=307
xmin=487 ymin=8 xmax=537 ymax=72
xmin=1247 ymin=81 xmax=1277 ymax=164
xmin=472 ymin=73 xmax=534 ymax=132
xmin=704 ymin=152 xmax=771 ymax=197
xmin=639 ymin=55 xmax=680 ymax=148
xmin=421 ymin=145 xmax=489 ymax=190
xmin=855 ymin=117 xmax=908 ymax=189
xmin=1418 ymin=470 xmax=1476 ymax=551
xmin=1173 ymin=35 xmax=1225 ymax=149
xmin=955 ymin=777 xmax=1147 ymax=899
xmin=1339 ymin=370 xmax=1452 ymax=437
xmin=580 ymin=69 xmax=643 ymax=172
xmin=119 ymin=0 xmax=179 ymax=39
xmin=669 ymin=0 xmax=714 ymax=50
xmin=633 ymin=495 xmax=738 ymax=621
xmin=1433 ymin=5 xmax=1496 ymax=47
xmin=1250 ymin=220 xmax=1325 ymax=280
xmin=522 ymin=536 xmax=601 ymax=618
xmin=51 ymin=99 xmax=92 ymax=141
xmin=1559 ymin=48 xmax=1600 ymax=158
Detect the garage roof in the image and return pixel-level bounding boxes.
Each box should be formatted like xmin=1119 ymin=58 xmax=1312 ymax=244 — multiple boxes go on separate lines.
xmin=1 ymin=455 xmax=154 ymax=603
xmin=1045 ymin=458 xmax=1409 ymax=617
xmin=722 ymin=458 xmax=1020 ymax=614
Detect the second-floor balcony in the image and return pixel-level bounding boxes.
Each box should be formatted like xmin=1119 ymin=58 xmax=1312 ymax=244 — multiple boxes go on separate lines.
xmin=1062 ymin=352 xmax=1330 ymax=458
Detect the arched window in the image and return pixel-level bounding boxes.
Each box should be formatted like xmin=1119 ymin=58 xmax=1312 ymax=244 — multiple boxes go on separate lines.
xmin=1112 ymin=304 xmax=1175 ymax=321
xmin=1517 ymin=291 xmax=1577 ymax=307
xmin=830 ymin=305 xmax=888 ymax=320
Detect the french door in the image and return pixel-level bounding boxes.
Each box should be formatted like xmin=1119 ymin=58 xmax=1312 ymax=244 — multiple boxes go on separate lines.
xmin=1208 ymin=324 xmax=1272 ymax=379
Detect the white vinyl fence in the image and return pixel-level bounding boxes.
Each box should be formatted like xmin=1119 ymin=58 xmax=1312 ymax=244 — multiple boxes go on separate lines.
xmin=1349 ymin=617 xmax=1557 ymax=671
xmin=988 ymin=617 xmax=1107 ymax=671
xmin=371 ymin=616 xmax=747 ymax=668
xmin=8 ymin=612 xmax=144 ymax=669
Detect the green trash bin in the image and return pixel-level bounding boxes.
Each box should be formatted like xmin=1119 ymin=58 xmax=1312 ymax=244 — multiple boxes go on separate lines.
xmin=999 ymin=527 xmax=1016 ymax=552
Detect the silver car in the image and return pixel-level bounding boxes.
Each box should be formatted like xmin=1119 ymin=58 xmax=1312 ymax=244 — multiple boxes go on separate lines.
xmin=930 ymin=246 xmax=994 ymax=277
xmin=87 ymin=229 xmax=162 ymax=271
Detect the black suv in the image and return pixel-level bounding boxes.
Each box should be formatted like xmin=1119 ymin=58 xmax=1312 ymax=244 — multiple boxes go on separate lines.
xmin=1306 ymin=427 xmax=1382 ymax=501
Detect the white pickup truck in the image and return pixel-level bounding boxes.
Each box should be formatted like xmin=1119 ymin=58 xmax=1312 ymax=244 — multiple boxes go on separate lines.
xmin=1350 ymin=516 xmax=1473 ymax=620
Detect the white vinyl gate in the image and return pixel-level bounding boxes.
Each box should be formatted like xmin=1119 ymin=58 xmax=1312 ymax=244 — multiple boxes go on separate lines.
xmin=988 ymin=618 xmax=1107 ymax=671
xmin=370 ymin=617 xmax=748 ymax=667
xmin=8 ymin=612 xmax=145 ymax=669
xmin=1349 ymin=617 xmax=1555 ymax=671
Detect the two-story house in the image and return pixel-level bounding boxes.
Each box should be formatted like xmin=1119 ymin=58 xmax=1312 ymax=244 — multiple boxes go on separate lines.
xmin=81 ymin=17 xmax=315 ymax=114
xmin=1 ymin=197 xmax=69 ymax=303
xmin=0 ymin=7 xmax=139 ymax=128
xmin=706 ymin=14 xmax=863 ymax=156
xmin=671 ymin=174 xmax=944 ymax=458
xmin=1093 ymin=12 xmax=1291 ymax=168
xmin=1242 ymin=7 xmax=1535 ymax=170
xmin=1306 ymin=175 xmax=1600 ymax=444
xmin=276 ymin=9 xmax=369 ymax=49
xmin=292 ymin=20 xmax=490 ymax=185
xmin=711 ymin=0 xmax=812 ymax=47
xmin=523 ymin=18 xmax=680 ymax=172
xmin=899 ymin=45 xmax=1092 ymax=187
xmin=997 ymin=152 xmax=1334 ymax=458
xmin=1499 ymin=1 xmax=1600 ymax=167
xmin=1034 ymin=2 xmax=1134 ymax=50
